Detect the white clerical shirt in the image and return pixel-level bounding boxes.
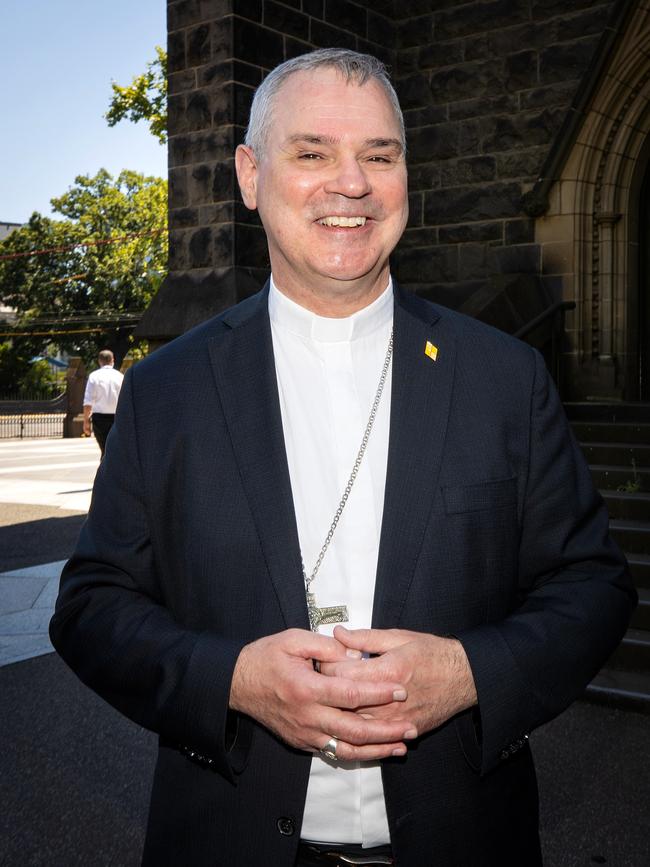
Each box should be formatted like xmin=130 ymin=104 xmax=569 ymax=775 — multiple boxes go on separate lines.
xmin=269 ymin=277 xmax=393 ymax=847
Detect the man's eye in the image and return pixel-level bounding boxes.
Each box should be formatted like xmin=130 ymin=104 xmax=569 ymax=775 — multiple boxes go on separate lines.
xmin=368 ymin=155 xmax=392 ymax=163
xmin=299 ymin=152 xmax=322 ymax=160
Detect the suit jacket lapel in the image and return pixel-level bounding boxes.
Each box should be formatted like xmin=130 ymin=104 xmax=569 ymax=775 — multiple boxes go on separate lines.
xmin=207 ymin=280 xmax=455 ymax=632
xmin=208 ymin=284 xmax=309 ymax=630
xmin=372 ymin=285 xmax=457 ymax=628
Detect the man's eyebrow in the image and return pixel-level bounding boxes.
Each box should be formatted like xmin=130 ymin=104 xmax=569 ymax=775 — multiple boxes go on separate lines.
xmin=364 ymin=137 xmax=404 ymax=153
xmin=287 ymin=134 xmax=339 ymax=146
xmin=286 ymin=134 xmax=404 ymax=153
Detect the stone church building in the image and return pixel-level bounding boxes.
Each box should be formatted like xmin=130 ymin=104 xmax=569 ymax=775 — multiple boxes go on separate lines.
xmin=137 ymin=0 xmax=650 ymax=710
xmin=140 ymin=0 xmax=650 ymax=403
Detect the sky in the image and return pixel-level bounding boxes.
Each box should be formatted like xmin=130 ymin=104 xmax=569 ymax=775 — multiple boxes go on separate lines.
xmin=0 ymin=0 xmax=167 ymax=225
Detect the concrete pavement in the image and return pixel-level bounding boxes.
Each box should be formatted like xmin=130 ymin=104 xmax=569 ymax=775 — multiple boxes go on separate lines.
xmin=0 ymin=437 xmax=98 ymax=667
xmin=0 ymin=437 xmax=97 ymax=511
xmin=0 ymin=559 xmax=66 ymax=667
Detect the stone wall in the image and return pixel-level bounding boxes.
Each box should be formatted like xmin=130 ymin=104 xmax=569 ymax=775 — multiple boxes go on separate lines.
xmin=393 ymin=0 xmax=618 ymax=328
xmin=143 ymin=0 xmax=396 ymax=339
xmin=142 ymin=0 xmax=621 ymax=343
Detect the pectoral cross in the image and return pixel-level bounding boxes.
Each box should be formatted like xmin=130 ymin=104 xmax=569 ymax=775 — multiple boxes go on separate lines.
xmin=306 ymin=591 xmax=349 ymax=632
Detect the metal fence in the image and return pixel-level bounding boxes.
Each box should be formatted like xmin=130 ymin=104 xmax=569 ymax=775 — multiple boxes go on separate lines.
xmin=0 ymin=392 xmax=67 ymax=439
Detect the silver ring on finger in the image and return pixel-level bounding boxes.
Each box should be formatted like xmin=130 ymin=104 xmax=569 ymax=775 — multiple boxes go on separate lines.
xmin=319 ymin=736 xmax=339 ymax=761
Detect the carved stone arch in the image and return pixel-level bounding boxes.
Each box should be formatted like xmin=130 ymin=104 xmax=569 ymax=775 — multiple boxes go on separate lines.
xmin=537 ymin=3 xmax=650 ymax=399
xmin=625 ymin=131 xmax=650 ymax=398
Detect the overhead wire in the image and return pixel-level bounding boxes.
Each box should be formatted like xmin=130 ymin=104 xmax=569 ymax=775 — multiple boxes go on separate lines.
xmin=0 ymin=227 xmax=165 ymax=339
xmin=0 ymin=228 xmax=167 ymax=261
xmin=0 ymin=326 xmax=138 ymax=337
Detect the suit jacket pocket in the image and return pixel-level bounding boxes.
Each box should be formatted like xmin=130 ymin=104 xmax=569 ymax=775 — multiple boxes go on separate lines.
xmin=442 ymin=476 xmax=517 ymax=515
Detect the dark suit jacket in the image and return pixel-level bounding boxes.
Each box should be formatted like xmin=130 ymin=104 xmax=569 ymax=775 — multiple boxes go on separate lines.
xmin=50 ymin=283 xmax=635 ymax=867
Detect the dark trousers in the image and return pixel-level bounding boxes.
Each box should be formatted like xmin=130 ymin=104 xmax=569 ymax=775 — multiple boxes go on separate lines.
xmin=91 ymin=413 xmax=115 ymax=456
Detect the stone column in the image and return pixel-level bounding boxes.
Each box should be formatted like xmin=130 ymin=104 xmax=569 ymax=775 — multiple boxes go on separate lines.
xmin=137 ymin=5 xmax=267 ymax=344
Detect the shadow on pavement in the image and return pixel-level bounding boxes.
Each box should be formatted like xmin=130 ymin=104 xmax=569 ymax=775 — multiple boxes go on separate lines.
xmin=1 ymin=653 xmax=155 ymax=866
xmin=0 ymin=508 xmax=86 ymax=572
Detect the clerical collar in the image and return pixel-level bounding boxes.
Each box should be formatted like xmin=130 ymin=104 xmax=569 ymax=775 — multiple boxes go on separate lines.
xmin=268 ymin=276 xmax=393 ymax=343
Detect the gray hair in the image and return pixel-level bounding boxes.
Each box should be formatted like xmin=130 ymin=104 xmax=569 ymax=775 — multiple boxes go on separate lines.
xmin=244 ymin=48 xmax=405 ymax=156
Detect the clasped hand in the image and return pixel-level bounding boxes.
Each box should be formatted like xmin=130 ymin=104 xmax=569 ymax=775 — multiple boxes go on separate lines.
xmin=229 ymin=626 xmax=477 ymax=762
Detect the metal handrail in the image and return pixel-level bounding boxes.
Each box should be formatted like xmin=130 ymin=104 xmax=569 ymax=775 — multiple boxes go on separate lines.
xmin=514 ymin=300 xmax=576 ymax=339
xmin=515 ymin=300 xmax=576 ymax=397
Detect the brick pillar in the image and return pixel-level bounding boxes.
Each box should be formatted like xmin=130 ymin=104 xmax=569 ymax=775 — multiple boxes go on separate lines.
xmin=64 ymin=358 xmax=87 ymax=438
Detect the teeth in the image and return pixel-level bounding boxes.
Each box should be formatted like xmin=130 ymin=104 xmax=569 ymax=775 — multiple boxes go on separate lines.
xmin=318 ymin=216 xmax=367 ymax=227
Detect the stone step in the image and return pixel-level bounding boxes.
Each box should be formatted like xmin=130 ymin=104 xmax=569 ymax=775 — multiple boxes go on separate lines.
xmin=631 ymin=588 xmax=650 ymax=631
xmin=566 ymin=403 xmax=650 ymax=711
xmin=589 ymin=465 xmax=650 ymax=491
xmin=602 ymin=490 xmax=650 ymax=521
xmin=565 ymin=401 xmax=650 ymax=422
xmin=606 ymin=627 xmax=650 ymax=672
xmin=585 ymin=668 xmax=650 ymax=713
xmin=609 ymin=519 xmax=650 ymax=555
xmin=579 ymin=442 xmax=650 ymax=468
xmin=572 ymin=421 xmax=650 ymax=444
xmin=629 ymin=554 xmax=650 ymax=588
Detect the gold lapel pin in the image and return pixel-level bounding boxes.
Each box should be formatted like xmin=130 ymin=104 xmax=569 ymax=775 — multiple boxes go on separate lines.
xmin=424 ymin=340 xmax=438 ymax=361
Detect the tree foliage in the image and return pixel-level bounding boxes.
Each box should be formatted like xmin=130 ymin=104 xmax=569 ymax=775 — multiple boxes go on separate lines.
xmin=0 ymin=341 xmax=33 ymax=394
xmin=105 ymin=46 xmax=168 ymax=144
xmin=0 ymin=169 xmax=168 ymax=376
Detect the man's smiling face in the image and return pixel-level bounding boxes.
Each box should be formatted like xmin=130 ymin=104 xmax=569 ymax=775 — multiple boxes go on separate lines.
xmin=235 ymin=67 xmax=409 ymax=315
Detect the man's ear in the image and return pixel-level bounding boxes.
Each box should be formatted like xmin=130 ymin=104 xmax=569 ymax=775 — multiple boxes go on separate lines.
xmin=235 ymin=144 xmax=258 ymax=210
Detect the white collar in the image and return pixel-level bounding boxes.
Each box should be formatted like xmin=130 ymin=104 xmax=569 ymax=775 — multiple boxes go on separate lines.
xmin=268 ymin=276 xmax=393 ymax=343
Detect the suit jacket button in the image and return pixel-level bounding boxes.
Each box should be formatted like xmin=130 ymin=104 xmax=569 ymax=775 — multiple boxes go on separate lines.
xmin=277 ymin=817 xmax=295 ymax=836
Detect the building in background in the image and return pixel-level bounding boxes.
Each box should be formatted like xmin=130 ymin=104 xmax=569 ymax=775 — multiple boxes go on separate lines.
xmin=134 ymin=0 xmax=650 ymax=728
xmin=0 ymin=221 xmax=22 ymax=242
xmin=138 ymin=0 xmax=649 ymax=403
xmin=0 ymin=221 xmax=22 ymax=324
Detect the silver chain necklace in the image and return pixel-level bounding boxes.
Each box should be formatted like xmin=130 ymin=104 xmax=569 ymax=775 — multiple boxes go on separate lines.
xmin=304 ymin=329 xmax=394 ymax=631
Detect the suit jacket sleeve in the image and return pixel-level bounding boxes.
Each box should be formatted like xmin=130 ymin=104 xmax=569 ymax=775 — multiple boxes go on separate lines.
xmin=455 ymin=349 xmax=636 ymax=775
xmin=49 ymin=367 xmax=249 ymax=783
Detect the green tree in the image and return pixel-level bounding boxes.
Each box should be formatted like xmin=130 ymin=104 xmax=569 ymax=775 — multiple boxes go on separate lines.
xmin=0 ymin=341 xmax=32 ymax=394
xmin=0 ymin=169 xmax=168 ymax=374
xmin=105 ymin=46 xmax=168 ymax=144
xmin=20 ymin=358 xmax=59 ymax=394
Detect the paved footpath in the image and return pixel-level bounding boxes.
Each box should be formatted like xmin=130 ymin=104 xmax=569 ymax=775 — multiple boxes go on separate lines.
xmin=0 ymin=437 xmax=97 ymax=667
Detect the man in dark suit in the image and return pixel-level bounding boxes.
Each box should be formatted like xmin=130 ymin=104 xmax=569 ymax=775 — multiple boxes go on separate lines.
xmin=50 ymin=49 xmax=635 ymax=867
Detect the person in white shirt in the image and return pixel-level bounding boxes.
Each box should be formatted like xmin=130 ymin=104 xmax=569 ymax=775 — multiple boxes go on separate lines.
xmin=82 ymin=349 xmax=123 ymax=456
xmin=51 ymin=49 xmax=634 ymax=867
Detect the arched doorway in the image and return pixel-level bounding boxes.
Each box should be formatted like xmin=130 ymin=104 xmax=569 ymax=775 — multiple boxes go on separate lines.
xmin=533 ymin=3 xmax=650 ymax=401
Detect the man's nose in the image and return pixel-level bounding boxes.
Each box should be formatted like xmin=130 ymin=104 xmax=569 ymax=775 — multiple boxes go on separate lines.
xmin=323 ymin=157 xmax=372 ymax=198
